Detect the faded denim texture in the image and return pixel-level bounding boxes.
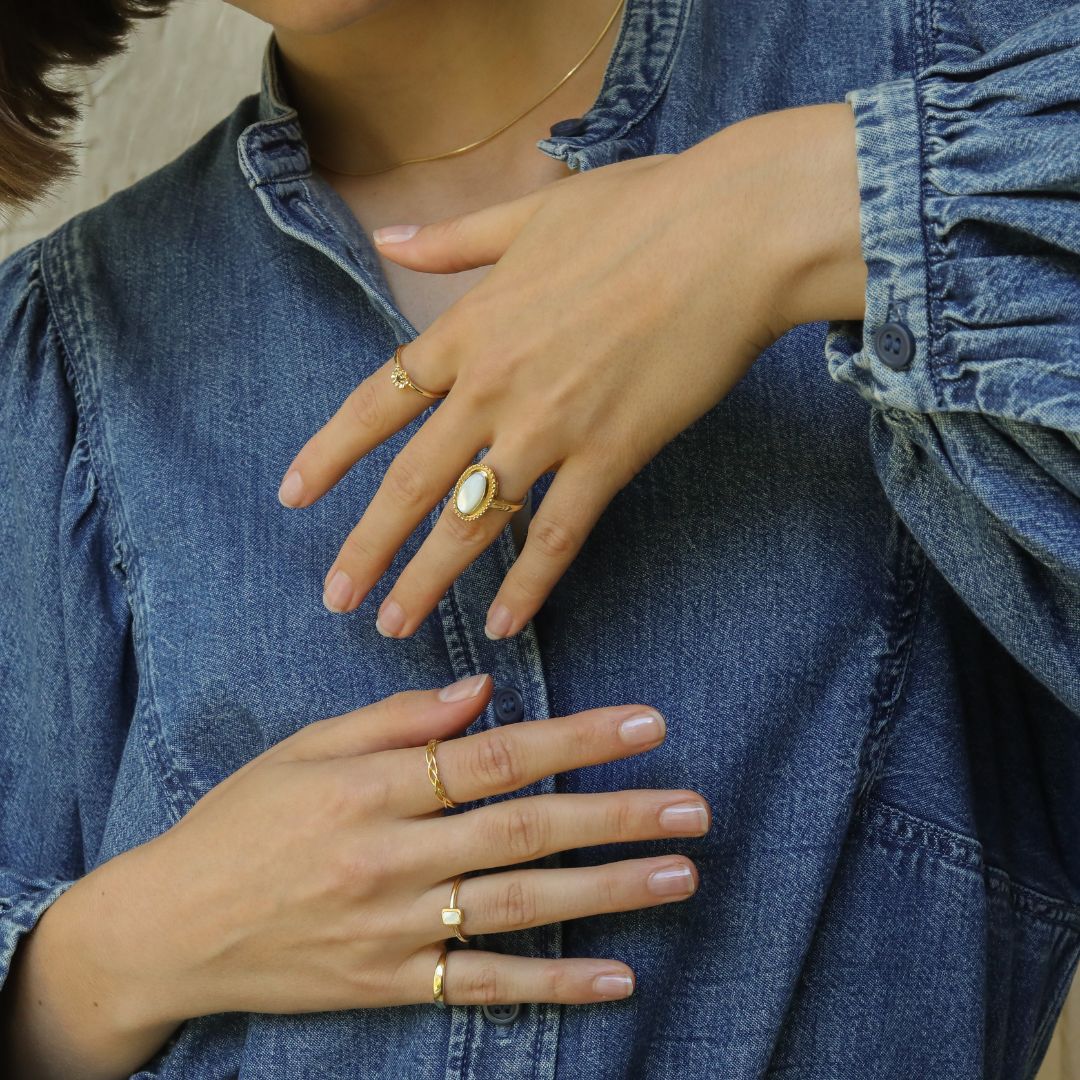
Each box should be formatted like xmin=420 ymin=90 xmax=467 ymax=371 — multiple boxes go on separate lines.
xmin=1 ymin=0 xmax=1079 ymax=1076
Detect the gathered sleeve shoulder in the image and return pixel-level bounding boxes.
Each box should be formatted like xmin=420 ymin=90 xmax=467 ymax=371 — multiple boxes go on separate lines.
xmin=0 ymin=237 xmax=136 ymax=993
xmin=826 ymin=3 xmax=1080 ymax=712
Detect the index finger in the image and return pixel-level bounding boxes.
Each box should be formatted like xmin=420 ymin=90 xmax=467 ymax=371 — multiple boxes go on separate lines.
xmin=371 ymin=704 xmax=667 ymax=818
xmin=276 ymin=341 xmax=451 ymax=508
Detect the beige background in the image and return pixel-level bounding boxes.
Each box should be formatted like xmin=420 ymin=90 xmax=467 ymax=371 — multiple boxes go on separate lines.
xmin=0 ymin=3 xmax=1075 ymax=1074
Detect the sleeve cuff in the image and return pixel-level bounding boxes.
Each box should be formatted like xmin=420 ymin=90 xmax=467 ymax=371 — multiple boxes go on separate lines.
xmin=0 ymin=873 xmax=78 ymax=992
xmin=824 ymin=76 xmax=942 ymax=418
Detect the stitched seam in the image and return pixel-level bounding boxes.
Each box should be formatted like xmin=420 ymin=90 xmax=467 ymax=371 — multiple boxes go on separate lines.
xmin=40 ymin=224 xmax=195 ymax=825
xmin=854 ymin=513 xmax=929 ymax=804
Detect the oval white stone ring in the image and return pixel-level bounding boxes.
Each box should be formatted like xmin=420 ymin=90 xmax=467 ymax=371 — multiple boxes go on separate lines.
xmin=451 ymin=462 xmax=526 ymax=522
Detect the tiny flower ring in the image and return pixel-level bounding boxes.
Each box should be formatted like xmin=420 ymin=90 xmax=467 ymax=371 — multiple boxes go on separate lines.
xmin=390 ymin=342 xmax=448 ymax=400
xmin=451 ymin=462 xmax=527 ymax=522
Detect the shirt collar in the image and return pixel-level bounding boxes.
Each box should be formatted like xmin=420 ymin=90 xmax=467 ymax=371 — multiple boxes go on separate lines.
xmin=237 ymin=0 xmax=692 ymax=189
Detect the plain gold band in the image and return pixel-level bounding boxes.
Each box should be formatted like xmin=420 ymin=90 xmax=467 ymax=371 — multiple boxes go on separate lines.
xmin=390 ymin=342 xmax=447 ymax=400
xmin=433 ymin=946 xmax=449 ymax=1007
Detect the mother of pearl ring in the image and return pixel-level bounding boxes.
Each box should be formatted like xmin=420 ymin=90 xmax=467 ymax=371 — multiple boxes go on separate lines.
xmin=451 ymin=463 xmax=526 ymax=522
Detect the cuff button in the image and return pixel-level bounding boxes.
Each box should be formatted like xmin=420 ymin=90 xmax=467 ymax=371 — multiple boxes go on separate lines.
xmin=873 ymin=321 xmax=915 ymax=370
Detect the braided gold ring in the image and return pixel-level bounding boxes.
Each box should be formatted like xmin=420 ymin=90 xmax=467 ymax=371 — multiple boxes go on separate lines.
xmin=426 ymin=738 xmax=456 ymax=809
xmin=390 ymin=342 xmax=447 ymax=400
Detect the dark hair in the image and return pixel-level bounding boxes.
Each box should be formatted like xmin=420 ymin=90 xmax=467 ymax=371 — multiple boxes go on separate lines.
xmin=0 ymin=0 xmax=173 ymax=215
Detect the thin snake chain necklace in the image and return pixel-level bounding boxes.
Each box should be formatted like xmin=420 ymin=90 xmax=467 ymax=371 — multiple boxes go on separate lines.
xmin=308 ymin=0 xmax=626 ymax=177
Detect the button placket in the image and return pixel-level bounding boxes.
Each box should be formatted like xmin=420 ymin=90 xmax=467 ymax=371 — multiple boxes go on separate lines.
xmin=437 ymin=527 xmax=562 ymax=1080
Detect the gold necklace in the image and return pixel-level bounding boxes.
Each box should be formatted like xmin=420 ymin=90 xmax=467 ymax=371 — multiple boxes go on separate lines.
xmin=309 ymin=0 xmax=626 ymax=178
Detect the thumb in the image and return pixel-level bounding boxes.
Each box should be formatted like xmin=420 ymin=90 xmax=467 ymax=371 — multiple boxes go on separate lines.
xmin=371 ymin=188 xmax=544 ymax=272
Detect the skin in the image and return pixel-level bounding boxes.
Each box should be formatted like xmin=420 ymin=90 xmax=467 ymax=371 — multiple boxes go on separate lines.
xmin=267 ymin=11 xmax=869 ymax=641
xmin=2 ymin=4 xmax=869 ymax=1076
xmin=3 ymin=677 xmax=709 ymax=1079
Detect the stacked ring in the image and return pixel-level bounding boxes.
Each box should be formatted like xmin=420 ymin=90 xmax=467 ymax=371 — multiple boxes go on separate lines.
xmin=433 ymin=946 xmax=449 ymax=1008
xmin=441 ymin=874 xmax=470 ymax=943
xmin=426 ymin=738 xmax=456 ymax=809
xmin=389 ymin=342 xmax=448 ymax=400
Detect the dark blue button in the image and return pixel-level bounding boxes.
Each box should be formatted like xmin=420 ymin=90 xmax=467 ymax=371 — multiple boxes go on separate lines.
xmin=549 ymin=116 xmax=588 ymax=137
xmin=482 ymin=1002 xmax=523 ymax=1025
xmin=873 ymin=321 xmax=915 ymax=370
xmin=492 ymin=686 xmax=525 ymax=724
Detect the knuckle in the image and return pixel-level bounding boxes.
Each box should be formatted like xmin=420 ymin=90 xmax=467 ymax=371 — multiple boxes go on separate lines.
xmin=330 ymin=841 xmax=387 ymax=899
xmin=441 ymin=506 xmax=496 ymax=549
xmin=462 ymin=962 xmax=503 ymax=1006
xmin=495 ymin=802 xmax=548 ymax=863
xmin=606 ymin=796 xmax=638 ymax=841
xmin=383 ymin=456 xmax=427 ymax=509
xmin=470 ymin=730 xmax=524 ymax=791
xmin=528 ymin=515 xmax=578 ymax=561
xmin=497 ymin=878 xmax=537 ymax=931
xmin=340 ymin=528 xmax=379 ymax=566
xmin=345 ymin=379 xmax=383 ymax=432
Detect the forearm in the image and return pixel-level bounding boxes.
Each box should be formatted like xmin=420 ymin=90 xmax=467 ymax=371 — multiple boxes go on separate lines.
xmin=0 ymin=846 xmax=188 ymax=1080
xmin=675 ymin=100 xmax=868 ymax=337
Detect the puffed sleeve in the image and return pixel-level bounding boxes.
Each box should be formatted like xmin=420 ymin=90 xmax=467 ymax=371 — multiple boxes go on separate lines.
xmin=0 ymin=238 xmax=136 ymax=994
xmin=825 ymin=4 xmax=1080 ymax=711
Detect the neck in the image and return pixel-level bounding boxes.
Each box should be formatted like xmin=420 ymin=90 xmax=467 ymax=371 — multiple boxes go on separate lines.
xmin=271 ymin=0 xmax=622 ymax=177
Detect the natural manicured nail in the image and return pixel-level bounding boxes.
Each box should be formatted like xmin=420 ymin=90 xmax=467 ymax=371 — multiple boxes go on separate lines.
xmin=323 ymin=569 xmax=355 ymax=612
xmin=593 ymin=973 xmax=634 ymax=998
xmin=618 ymin=713 xmax=665 ymax=746
xmin=277 ymin=468 xmax=304 ymax=507
xmin=376 ymin=598 xmax=406 ymax=637
xmin=484 ymin=603 xmax=513 ymax=641
xmin=647 ymin=864 xmax=696 ymax=897
xmin=373 ymin=224 xmax=420 ymax=244
xmin=659 ymin=802 xmax=709 ymax=835
xmin=438 ymin=673 xmax=489 ymax=703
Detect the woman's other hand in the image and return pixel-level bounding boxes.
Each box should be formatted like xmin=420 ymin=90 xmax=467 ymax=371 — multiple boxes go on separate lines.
xmin=69 ymin=674 xmax=707 ymax=1032
xmin=278 ymin=103 xmax=867 ymax=639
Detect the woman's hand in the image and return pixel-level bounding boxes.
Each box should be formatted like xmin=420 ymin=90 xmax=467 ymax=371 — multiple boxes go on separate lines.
xmin=81 ymin=675 xmax=707 ymax=1032
xmin=278 ymin=103 xmax=867 ymax=639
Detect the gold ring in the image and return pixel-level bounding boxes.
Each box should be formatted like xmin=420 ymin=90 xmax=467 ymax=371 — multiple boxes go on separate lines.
xmin=441 ymin=874 xmax=470 ymax=943
xmin=433 ymin=946 xmax=449 ymax=1007
xmin=452 ymin=462 xmax=526 ymax=522
xmin=390 ymin=342 xmax=447 ymax=400
xmin=426 ymin=738 xmax=456 ymax=809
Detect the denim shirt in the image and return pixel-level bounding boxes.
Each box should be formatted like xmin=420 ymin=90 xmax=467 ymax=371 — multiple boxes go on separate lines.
xmin=2 ymin=1 xmax=1079 ymax=1076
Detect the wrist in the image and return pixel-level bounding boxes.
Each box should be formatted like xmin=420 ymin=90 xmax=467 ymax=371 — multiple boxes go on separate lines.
xmin=700 ymin=103 xmax=868 ymax=335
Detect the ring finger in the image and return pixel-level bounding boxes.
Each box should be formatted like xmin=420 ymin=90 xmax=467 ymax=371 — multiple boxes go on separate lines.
xmin=412 ymin=855 xmax=698 ymax=944
xmin=375 ymin=450 xmax=541 ymax=638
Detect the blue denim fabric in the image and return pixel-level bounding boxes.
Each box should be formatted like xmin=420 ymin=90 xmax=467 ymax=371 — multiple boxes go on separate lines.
xmin=1 ymin=0 xmax=1078 ymax=1076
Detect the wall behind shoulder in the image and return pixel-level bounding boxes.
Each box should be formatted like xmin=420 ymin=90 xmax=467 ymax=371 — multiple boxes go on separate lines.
xmin=0 ymin=1 xmax=267 ymax=260
xmin=0 ymin=3 xmax=1077 ymax=1077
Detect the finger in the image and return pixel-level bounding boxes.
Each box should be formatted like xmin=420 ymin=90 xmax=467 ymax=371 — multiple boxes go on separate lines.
xmin=420 ymin=789 xmax=712 ymax=880
xmin=371 ymin=187 xmax=548 ymax=273
xmin=484 ymin=457 xmax=617 ymax=640
xmin=413 ymin=855 xmax=699 ymax=942
xmin=372 ymin=704 xmax=667 ymax=818
xmin=272 ymin=674 xmax=492 ymax=762
xmin=406 ymin=944 xmax=636 ymax=1006
xmin=374 ymin=451 xmax=538 ymax=638
xmin=277 ymin=340 xmax=451 ymax=510
xmin=320 ymin=398 xmax=487 ymax=614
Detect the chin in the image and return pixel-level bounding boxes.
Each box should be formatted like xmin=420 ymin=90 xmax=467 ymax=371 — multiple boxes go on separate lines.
xmin=224 ymin=0 xmax=400 ymax=35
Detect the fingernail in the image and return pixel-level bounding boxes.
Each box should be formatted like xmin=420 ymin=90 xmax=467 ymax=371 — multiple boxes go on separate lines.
xmin=277 ymin=468 xmax=304 ymax=507
xmin=659 ymin=802 xmax=709 ymax=835
xmin=376 ymin=598 xmax=406 ymax=637
xmin=323 ymin=569 xmax=355 ymax=613
xmin=618 ymin=713 xmax=665 ymax=746
xmin=647 ymin=864 xmax=696 ymax=897
xmin=438 ymin=673 xmax=489 ymax=703
xmin=593 ymin=973 xmax=634 ymax=999
xmin=484 ymin=604 xmax=513 ymax=641
xmin=373 ymin=224 xmax=420 ymax=244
